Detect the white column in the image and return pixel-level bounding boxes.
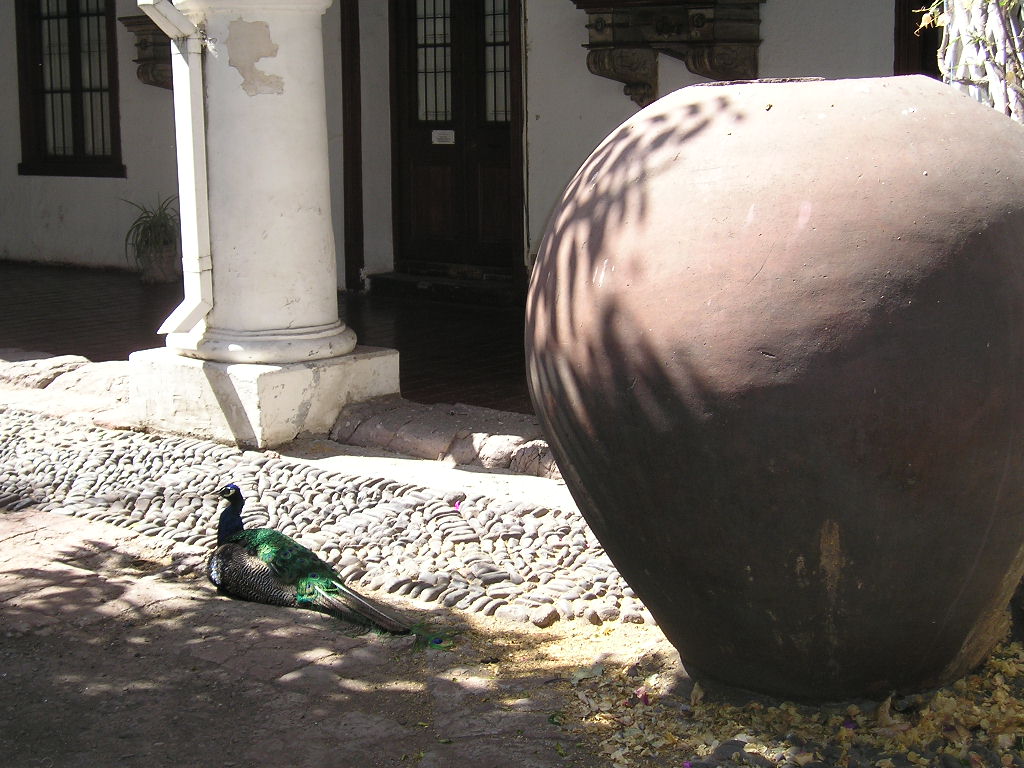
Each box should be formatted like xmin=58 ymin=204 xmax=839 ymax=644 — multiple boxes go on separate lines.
xmin=130 ymin=0 xmax=399 ymax=448
xmin=168 ymin=0 xmax=355 ymax=364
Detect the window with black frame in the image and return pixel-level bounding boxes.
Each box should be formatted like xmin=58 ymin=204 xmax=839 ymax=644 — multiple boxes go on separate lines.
xmin=15 ymin=0 xmax=125 ymax=177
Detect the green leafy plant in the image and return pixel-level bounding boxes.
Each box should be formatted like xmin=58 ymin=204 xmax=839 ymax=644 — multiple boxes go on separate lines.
xmin=122 ymin=195 xmax=180 ymax=283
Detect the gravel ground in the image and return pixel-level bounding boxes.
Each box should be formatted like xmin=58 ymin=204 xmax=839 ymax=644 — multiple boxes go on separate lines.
xmin=562 ymin=636 xmax=1024 ymax=768
xmin=0 ymin=405 xmax=653 ymax=629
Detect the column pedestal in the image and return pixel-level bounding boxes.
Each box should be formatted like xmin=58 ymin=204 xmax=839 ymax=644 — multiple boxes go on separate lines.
xmin=131 ymin=346 xmax=399 ymax=448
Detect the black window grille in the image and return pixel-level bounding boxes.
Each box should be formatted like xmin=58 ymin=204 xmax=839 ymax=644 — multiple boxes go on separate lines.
xmin=483 ymin=0 xmax=509 ymax=122
xmin=416 ymin=0 xmax=452 ymax=122
xmin=16 ymin=0 xmax=125 ymax=177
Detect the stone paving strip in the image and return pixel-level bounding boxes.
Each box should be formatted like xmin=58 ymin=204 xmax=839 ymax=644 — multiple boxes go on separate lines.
xmin=0 ymin=405 xmax=654 ymax=628
xmin=0 ymin=351 xmax=560 ymax=479
xmin=330 ymin=396 xmax=562 ymax=479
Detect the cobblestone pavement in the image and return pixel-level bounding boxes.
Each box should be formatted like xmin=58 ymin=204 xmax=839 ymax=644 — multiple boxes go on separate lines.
xmin=0 ymin=405 xmax=652 ymax=629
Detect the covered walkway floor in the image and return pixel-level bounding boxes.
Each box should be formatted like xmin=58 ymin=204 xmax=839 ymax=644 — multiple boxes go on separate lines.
xmin=0 ymin=260 xmax=532 ymax=414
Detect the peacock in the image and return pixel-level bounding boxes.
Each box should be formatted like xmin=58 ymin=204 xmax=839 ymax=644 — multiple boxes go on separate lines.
xmin=207 ymin=483 xmax=412 ymax=634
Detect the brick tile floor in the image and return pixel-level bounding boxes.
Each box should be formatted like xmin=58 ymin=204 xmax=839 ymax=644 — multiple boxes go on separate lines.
xmin=0 ymin=260 xmax=533 ymax=414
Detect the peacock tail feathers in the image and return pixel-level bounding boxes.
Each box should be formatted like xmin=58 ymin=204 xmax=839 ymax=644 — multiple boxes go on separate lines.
xmin=408 ymin=621 xmax=458 ymax=651
xmin=295 ymin=573 xmax=342 ymax=605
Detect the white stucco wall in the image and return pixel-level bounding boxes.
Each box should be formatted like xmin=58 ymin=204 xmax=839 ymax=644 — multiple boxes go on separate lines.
xmin=761 ymin=0 xmax=896 ymax=80
xmin=0 ymin=0 xmax=178 ymax=270
xmin=358 ymin=0 xmax=395 ymax=279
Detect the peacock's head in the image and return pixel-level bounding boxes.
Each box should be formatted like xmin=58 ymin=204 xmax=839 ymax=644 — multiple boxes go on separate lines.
xmin=215 ymin=483 xmax=245 ymax=544
xmin=217 ymin=483 xmax=242 ymax=500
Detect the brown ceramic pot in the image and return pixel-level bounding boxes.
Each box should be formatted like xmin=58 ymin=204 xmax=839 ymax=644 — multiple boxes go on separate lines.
xmin=526 ymin=76 xmax=1024 ymax=700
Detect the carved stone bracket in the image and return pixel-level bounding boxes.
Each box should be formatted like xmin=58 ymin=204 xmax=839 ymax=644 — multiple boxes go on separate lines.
xmin=675 ymin=42 xmax=759 ymax=81
xmin=586 ymin=48 xmax=659 ymax=107
xmin=118 ymin=15 xmax=173 ymax=90
xmin=571 ymin=1 xmax=763 ymax=106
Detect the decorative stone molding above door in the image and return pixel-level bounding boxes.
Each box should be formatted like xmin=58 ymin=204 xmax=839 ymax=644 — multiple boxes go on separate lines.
xmin=570 ymin=1 xmax=763 ymax=106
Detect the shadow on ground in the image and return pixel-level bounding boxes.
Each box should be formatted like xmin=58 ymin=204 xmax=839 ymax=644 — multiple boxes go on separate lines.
xmin=0 ymin=516 xmax=629 ymax=768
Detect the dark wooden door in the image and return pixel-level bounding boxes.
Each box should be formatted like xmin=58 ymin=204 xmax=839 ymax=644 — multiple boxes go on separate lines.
xmin=391 ymin=0 xmax=522 ymax=279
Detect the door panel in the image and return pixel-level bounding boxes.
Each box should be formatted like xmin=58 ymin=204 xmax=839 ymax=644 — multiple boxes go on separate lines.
xmin=392 ymin=0 xmax=522 ymax=278
xmin=411 ymin=164 xmax=456 ymax=240
xmin=477 ymin=164 xmax=512 ymax=244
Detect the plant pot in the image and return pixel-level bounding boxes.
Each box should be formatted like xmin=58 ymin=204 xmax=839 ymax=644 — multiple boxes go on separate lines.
xmin=139 ymin=243 xmax=180 ymax=284
xmin=526 ymin=76 xmax=1024 ymax=699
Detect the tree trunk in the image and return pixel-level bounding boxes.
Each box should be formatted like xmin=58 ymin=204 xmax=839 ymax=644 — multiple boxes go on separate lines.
xmin=932 ymin=0 xmax=1024 ymax=122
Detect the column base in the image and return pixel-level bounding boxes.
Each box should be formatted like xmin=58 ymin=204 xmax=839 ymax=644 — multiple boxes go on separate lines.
xmin=129 ymin=345 xmax=399 ymax=448
xmin=166 ymin=321 xmax=358 ymax=364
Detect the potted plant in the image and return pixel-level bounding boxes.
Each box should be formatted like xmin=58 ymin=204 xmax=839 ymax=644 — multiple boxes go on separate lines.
xmin=123 ymin=195 xmax=180 ymax=283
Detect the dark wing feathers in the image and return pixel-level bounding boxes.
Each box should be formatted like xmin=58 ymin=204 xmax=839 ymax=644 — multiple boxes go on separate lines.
xmin=207 ymin=543 xmax=298 ymax=607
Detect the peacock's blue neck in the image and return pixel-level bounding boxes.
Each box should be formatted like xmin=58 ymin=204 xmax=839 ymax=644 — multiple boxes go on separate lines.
xmin=216 ymin=495 xmax=246 ymax=544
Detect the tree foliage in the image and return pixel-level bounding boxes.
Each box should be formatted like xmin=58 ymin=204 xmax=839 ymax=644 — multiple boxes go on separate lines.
xmin=919 ymin=0 xmax=1024 ymax=121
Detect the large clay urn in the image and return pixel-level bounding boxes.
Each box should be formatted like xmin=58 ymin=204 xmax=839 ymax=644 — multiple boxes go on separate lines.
xmin=526 ymin=76 xmax=1024 ymax=700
